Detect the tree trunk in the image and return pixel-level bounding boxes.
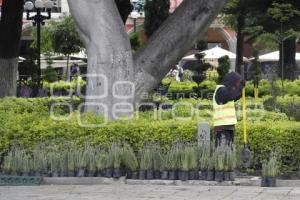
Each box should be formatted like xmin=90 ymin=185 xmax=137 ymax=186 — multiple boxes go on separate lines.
xmin=0 ymin=0 xmax=24 ymax=98
xmin=279 ymin=38 xmax=296 ymax=80
xmin=0 ymin=58 xmax=18 ymax=98
xmin=68 ymin=0 xmax=226 ymax=119
xmin=66 ymin=54 xmax=70 ymax=82
xmin=235 ymin=14 xmax=245 ymax=75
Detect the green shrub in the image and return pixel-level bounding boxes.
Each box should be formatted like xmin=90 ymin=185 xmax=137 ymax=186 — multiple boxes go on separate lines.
xmin=0 ymin=97 xmax=300 ymax=171
xmin=264 ymin=96 xmax=300 ymax=121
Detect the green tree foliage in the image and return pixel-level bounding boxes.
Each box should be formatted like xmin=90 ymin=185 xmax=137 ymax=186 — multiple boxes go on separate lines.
xmin=192 ymin=53 xmax=211 ymax=98
xmin=130 ymin=32 xmax=141 ymax=51
xmin=223 ymin=0 xmax=300 ymax=79
xmin=217 ymin=55 xmax=230 ymax=83
xmin=144 ymin=0 xmax=170 ymax=37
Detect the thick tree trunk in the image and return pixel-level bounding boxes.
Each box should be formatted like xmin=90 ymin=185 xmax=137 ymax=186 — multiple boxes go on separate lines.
xmin=235 ymin=14 xmax=245 ymax=75
xmin=0 ymin=58 xmax=18 ymax=98
xmin=68 ymin=0 xmax=227 ymax=119
xmin=279 ymin=38 xmax=297 ymax=80
xmin=68 ymin=0 xmax=135 ymax=119
xmin=0 ymin=0 xmax=23 ymax=98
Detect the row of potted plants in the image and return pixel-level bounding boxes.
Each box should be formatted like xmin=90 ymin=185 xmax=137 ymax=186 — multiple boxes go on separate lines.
xmin=0 ymin=143 xmax=237 ymax=182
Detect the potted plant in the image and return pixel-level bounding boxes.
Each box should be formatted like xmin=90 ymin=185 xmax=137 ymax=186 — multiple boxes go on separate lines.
xmin=225 ymin=147 xmax=237 ymax=181
xmin=2 ymin=150 xmax=14 ymax=175
xmin=95 ymin=151 xmax=106 ymax=177
xmin=87 ymin=148 xmax=96 ymax=177
xmin=139 ymin=146 xmax=152 ymax=180
xmin=207 ymin=151 xmax=215 ymax=181
xmin=112 ymin=143 xmax=122 ymax=178
xmin=215 ymin=147 xmax=225 ymax=182
xmin=122 ymin=144 xmax=138 ymax=179
xmin=22 ymin=153 xmax=32 ymax=177
xmin=103 ymin=148 xmax=114 ymax=178
xmin=188 ymin=145 xmax=199 ymax=180
xmin=261 ymin=154 xmax=279 ymax=187
xmin=160 ymin=153 xmax=169 ymax=180
xmin=33 ymin=147 xmax=47 ymax=177
xmin=179 ymin=147 xmax=189 ymax=181
xmin=153 ymin=146 xmax=162 ymax=179
xmin=199 ymin=146 xmax=209 ymax=180
xmin=59 ymin=150 xmax=69 ymax=177
xmin=48 ymin=151 xmax=60 ymax=177
xmin=67 ymin=149 xmax=76 ymax=177
xmin=168 ymin=145 xmax=180 ymax=180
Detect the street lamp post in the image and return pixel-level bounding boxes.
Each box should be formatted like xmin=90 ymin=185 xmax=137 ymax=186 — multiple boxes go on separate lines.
xmin=24 ymin=0 xmax=53 ymax=88
xmin=131 ymin=11 xmax=140 ymax=33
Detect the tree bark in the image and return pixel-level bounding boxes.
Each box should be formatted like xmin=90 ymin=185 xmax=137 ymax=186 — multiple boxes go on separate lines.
xmin=68 ymin=0 xmax=227 ymax=119
xmin=0 ymin=0 xmax=24 ymax=98
xmin=235 ymin=14 xmax=245 ymax=75
xmin=280 ymin=38 xmax=297 ymax=80
xmin=0 ymin=58 xmax=18 ymax=98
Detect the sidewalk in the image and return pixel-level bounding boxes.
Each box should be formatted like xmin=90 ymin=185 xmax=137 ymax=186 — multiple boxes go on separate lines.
xmin=0 ymin=185 xmax=299 ymax=200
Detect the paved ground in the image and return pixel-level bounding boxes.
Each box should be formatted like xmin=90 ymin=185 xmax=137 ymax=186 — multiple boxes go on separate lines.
xmin=0 ymin=185 xmax=300 ymax=200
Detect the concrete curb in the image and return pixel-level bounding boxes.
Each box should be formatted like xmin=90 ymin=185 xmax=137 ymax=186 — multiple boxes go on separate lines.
xmin=41 ymin=177 xmax=300 ymax=187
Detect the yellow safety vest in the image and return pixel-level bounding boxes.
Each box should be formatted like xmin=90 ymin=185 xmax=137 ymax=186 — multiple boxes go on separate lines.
xmin=213 ymin=85 xmax=237 ymax=127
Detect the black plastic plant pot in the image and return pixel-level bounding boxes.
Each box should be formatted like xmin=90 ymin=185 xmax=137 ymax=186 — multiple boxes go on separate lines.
xmin=139 ymin=170 xmax=146 ymax=180
xmin=68 ymin=171 xmax=75 ymax=177
xmin=229 ymin=172 xmax=235 ymax=181
xmin=132 ymin=171 xmax=139 ymax=179
xmin=261 ymin=177 xmax=277 ymax=187
xmin=104 ymin=169 xmax=113 ymax=178
xmin=97 ymin=171 xmax=104 ymax=177
xmin=199 ymin=170 xmax=207 ymax=180
xmin=113 ymin=169 xmax=121 ymax=178
xmin=224 ymin=172 xmax=230 ymax=181
xmin=188 ymin=171 xmax=199 ymax=180
xmin=161 ymin=171 xmax=169 ymax=180
xmin=206 ymin=170 xmax=215 ymax=181
xmin=179 ymin=171 xmax=188 ymax=181
xmin=60 ymin=172 xmax=67 ymax=177
xmin=215 ymin=171 xmax=224 ymax=182
xmin=126 ymin=171 xmax=133 ymax=179
xmin=168 ymin=171 xmax=177 ymax=180
xmin=52 ymin=172 xmax=59 ymax=177
xmin=77 ymin=169 xmax=86 ymax=177
xmin=154 ymin=171 xmax=161 ymax=179
xmin=146 ymin=170 xmax=154 ymax=180
xmin=88 ymin=171 xmax=96 ymax=177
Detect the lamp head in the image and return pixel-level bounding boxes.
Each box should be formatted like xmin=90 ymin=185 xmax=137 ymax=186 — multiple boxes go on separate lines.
xmin=45 ymin=0 xmax=54 ymax=9
xmin=24 ymin=1 xmax=34 ymax=11
xmin=35 ymin=0 xmax=44 ymax=9
xmin=131 ymin=11 xmax=140 ymax=19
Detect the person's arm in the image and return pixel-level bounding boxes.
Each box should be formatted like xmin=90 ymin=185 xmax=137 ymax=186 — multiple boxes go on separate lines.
xmin=215 ymin=84 xmax=244 ymax=105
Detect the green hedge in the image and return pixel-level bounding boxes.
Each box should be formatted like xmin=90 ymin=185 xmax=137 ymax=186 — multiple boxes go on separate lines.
xmin=0 ymin=97 xmax=299 ymax=170
xmin=264 ymin=96 xmax=300 ymax=121
xmin=162 ymin=78 xmax=300 ymax=98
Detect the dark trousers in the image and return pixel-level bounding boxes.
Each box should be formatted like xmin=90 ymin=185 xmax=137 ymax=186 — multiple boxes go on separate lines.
xmin=215 ymin=129 xmax=234 ymax=147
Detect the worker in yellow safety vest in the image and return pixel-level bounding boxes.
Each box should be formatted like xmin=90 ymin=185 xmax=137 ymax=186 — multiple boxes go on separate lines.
xmin=213 ymin=72 xmax=245 ymax=147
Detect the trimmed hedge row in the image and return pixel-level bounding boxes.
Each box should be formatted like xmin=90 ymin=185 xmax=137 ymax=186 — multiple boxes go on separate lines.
xmin=264 ymin=96 xmax=300 ymax=121
xmin=0 ymin=97 xmax=299 ymax=171
xmin=162 ymin=78 xmax=300 ymax=98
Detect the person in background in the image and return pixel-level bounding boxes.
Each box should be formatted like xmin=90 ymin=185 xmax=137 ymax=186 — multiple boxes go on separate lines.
xmin=212 ymin=72 xmax=245 ymax=147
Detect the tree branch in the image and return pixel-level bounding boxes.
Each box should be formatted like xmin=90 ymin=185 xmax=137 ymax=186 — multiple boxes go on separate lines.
xmin=133 ymin=0 xmax=227 ymax=95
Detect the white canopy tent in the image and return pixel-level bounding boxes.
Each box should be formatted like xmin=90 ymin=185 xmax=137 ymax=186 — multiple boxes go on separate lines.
xmin=180 ymin=46 xmax=248 ymax=71
xmin=258 ymin=51 xmax=300 ymax=62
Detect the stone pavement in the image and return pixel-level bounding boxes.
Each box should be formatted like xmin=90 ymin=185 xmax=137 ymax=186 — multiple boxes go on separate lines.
xmin=0 ymin=185 xmax=300 ymax=200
